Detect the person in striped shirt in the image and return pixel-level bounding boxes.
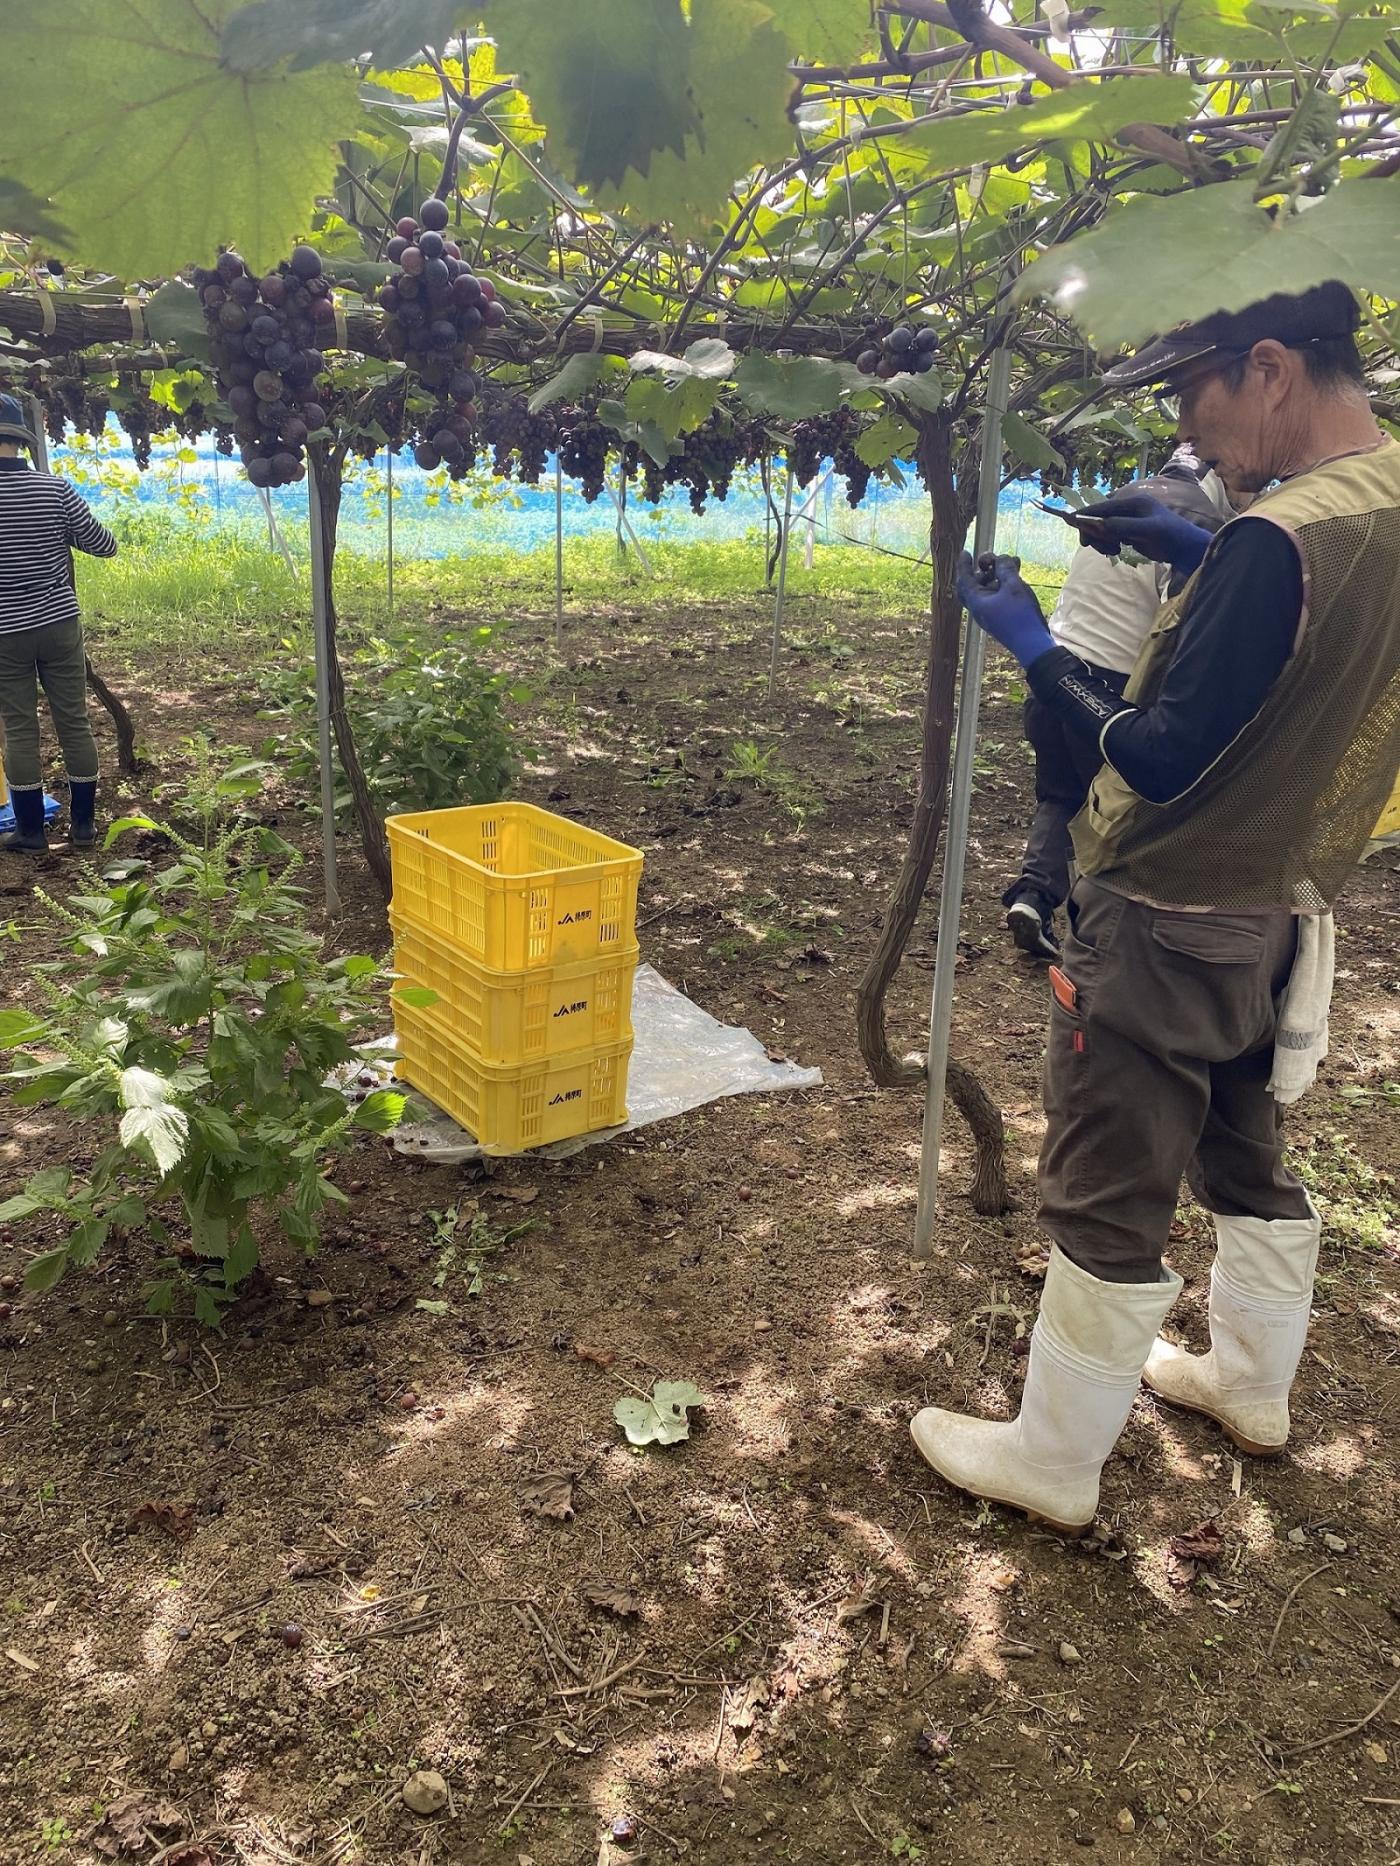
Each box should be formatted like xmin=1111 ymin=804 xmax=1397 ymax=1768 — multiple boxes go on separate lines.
xmin=0 ymin=392 xmax=116 ymax=852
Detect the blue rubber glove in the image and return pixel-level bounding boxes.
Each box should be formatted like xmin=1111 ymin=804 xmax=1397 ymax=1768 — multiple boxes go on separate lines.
xmin=1073 ymin=491 xmax=1213 ymax=578
xmin=955 ymin=552 xmax=1054 ymax=667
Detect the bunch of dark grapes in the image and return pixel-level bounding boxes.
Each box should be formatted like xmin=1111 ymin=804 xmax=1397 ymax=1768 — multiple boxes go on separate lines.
xmin=408 ymin=393 xmax=478 ymax=479
xmin=117 ymin=390 xmax=161 ymax=470
xmin=213 ymin=427 xmax=234 ymax=458
xmin=377 ymin=197 xmax=504 ymax=470
xmin=196 ymin=246 xmax=331 ymax=487
xmin=640 ymin=452 xmax=668 ymax=504
xmin=788 ymin=409 xmax=852 ymax=486
xmin=556 ymin=407 xmax=612 ymax=502
xmin=856 ymin=323 xmax=938 ymax=380
xmin=833 ymin=435 xmax=873 ymax=507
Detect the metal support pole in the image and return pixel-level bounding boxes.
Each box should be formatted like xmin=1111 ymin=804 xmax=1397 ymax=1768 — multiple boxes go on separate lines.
xmin=912 ymin=340 xmax=1013 ymax=1258
xmin=767 ymin=464 xmax=795 ymax=703
xmin=305 ymin=455 xmax=342 ymax=918
xmin=259 ymin=487 xmax=299 ymax=581
xmin=607 ymin=470 xmax=655 ymax=575
xmin=385 ymin=447 xmax=395 ymax=623
xmin=554 ymin=456 xmax=564 ymax=654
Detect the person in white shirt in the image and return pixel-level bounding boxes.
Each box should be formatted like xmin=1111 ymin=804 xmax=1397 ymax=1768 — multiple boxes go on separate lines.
xmin=1003 ymin=450 xmax=1235 ymax=960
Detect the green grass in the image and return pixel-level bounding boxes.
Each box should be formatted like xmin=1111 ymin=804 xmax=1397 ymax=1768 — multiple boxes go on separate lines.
xmin=77 ymin=515 xmax=1065 ymax=669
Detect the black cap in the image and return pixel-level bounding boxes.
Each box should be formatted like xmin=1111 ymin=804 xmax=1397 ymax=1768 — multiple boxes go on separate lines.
xmin=1102 ymin=281 xmax=1361 ymax=389
xmin=0 ymin=392 xmax=36 ymax=448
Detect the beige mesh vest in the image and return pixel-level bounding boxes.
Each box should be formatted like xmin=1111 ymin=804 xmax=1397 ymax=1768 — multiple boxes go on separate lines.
xmin=1072 ymin=435 xmax=1400 ymax=912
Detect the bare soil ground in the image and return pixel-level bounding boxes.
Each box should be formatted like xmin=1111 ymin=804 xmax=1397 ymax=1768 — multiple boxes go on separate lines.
xmin=2 ymin=584 xmax=1398 ymax=1866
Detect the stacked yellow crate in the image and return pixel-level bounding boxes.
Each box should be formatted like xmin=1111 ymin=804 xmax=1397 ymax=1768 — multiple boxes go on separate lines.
xmin=386 ymin=802 xmax=643 ymax=1152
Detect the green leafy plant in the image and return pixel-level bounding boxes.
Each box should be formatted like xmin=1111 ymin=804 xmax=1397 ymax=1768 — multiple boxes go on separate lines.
xmin=262 ymin=627 xmax=519 ymax=818
xmin=723 ymin=739 xmax=818 ymax=826
xmin=425 ymin=1202 xmax=533 ymax=1299
xmin=0 ymin=760 xmax=402 ymax=1323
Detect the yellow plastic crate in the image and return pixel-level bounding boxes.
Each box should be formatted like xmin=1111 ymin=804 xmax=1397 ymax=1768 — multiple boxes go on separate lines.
xmin=387 ymin=802 xmax=643 ymax=969
xmin=392 ymin=998 xmax=631 ymax=1152
xmin=391 ymin=913 xmax=638 ymax=1066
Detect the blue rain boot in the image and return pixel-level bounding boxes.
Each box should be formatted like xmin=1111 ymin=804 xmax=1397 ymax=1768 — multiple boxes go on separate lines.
xmin=69 ymin=777 xmax=98 ymax=851
xmin=1 ymin=785 xmax=49 ymax=854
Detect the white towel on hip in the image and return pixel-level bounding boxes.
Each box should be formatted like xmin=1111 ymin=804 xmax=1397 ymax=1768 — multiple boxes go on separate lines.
xmin=1268 ymin=911 xmax=1335 ymax=1105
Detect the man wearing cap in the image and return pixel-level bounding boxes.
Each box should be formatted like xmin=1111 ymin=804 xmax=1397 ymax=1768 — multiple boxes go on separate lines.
xmin=1003 ymin=448 xmax=1234 ymax=962
xmin=910 ymin=282 xmax=1400 ymax=1533
xmin=0 ymin=392 xmax=116 ymax=853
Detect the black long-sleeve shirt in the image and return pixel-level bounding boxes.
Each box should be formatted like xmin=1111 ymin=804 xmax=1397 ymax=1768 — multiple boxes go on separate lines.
xmin=1026 ymin=518 xmax=1303 ymax=804
xmin=0 ymin=457 xmax=117 ymax=636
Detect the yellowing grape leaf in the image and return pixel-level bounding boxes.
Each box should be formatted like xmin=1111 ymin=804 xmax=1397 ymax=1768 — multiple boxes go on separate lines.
xmin=601 ymin=0 xmax=796 ymax=231
xmin=1018 ymin=176 xmax=1400 ymax=348
xmin=0 ymin=0 xmax=357 ymax=279
xmin=488 ymin=0 xmax=699 ymax=191
xmin=905 ymin=74 xmax=1195 ymax=170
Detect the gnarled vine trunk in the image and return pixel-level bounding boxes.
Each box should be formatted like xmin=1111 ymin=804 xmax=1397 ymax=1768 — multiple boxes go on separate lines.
xmin=85 ymin=657 xmax=140 ymax=774
xmin=854 ymin=410 xmax=1008 ymax=1216
xmin=309 ymin=442 xmax=392 ymax=902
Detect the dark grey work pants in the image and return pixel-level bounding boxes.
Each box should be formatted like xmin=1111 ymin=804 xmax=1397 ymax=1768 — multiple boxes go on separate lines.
xmin=1038 ymin=878 xmax=1313 ymax=1284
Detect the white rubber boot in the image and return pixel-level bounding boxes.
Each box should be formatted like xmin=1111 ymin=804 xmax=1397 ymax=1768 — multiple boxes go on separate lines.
xmin=911 ymin=1247 xmax=1183 ymax=1534
xmin=1143 ymin=1204 xmax=1321 ymax=1455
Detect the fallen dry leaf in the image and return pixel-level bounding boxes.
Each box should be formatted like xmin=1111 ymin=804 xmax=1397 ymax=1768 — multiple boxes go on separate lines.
xmin=583 ymin=1579 xmax=644 ymax=1618
xmin=522 ymin=1471 xmax=576 ymax=1522
xmin=1014 ymin=1240 xmax=1050 ymax=1281
xmin=129 ymin=1499 xmax=195 ymax=1540
xmin=93 ymin=1793 xmax=185 ymax=1858
xmin=306 ymin=1288 xmax=334 ymax=1307
xmin=726 ymin=1674 xmax=770 ymax=1732
xmin=1168 ymin=1518 xmax=1224 ymax=1587
xmin=796 ymin=943 xmax=834 ymax=965
xmin=835 ymin=1577 xmax=883 ymax=1624
xmin=1079 ymin=1521 xmax=1131 ymax=1562
xmin=5 ymin=1646 xmax=39 ymax=1672
xmin=573 ymin=1343 xmax=616 ymax=1369
xmin=490 ymin=1185 xmax=540 ymax=1205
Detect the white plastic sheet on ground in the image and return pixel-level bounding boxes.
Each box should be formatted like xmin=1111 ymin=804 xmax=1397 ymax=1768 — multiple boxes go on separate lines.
xmin=360 ymin=963 xmax=823 ymax=1166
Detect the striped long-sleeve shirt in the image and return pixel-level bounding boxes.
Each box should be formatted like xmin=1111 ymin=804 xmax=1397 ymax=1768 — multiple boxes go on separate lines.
xmin=0 ymin=458 xmax=117 ymax=636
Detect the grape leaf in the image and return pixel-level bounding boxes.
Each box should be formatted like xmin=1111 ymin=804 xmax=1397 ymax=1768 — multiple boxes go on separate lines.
xmin=630 ymin=337 xmax=737 ymax=379
xmin=626 ymin=373 xmax=723 ymax=441
xmin=1002 ymin=412 xmax=1065 ymax=474
xmin=0 ymin=178 xmax=70 ymax=246
xmin=735 ymin=353 xmax=864 ymax=419
xmin=1018 ymin=176 xmax=1400 ymax=348
xmin=599 ymin=0 xmax=796 ymax=231
xmin=528 ymin=353 xmax=612 ymax=413
xmin=904 ymin=75 xmax=1196 ymax=170
xmin=489 ymin=0 xmax=699 ymax=191
xmin=1092 ymin=0 xmax=1400 ymax=62
xmin=222 ymin=0 xmax=465 ymax=70
xmin=144 ymin=281 xmax=210 ymax=361
xmin=855 ymin=411 xmax=917 ymax=469
xmin=614 ymin=1379 xmax=708 ymax=1446
xmin=0 ymin=0 xmax=358 ymax=279
xmin=760 ymin=0 xmax=880 ymax=62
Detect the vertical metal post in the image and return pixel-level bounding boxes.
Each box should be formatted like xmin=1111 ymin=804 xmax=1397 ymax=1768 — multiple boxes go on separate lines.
xmin=607 ymin=469 xmax=655 ymax=575
xmin=385 ymin=446 xmax=395 ymax=623
xmin=912 ymin=340 xmax=1013 ymax=1258
xmin=766 ymin=465 xmax=795 ymax=703
xmin=554 ymin=456 xmax=564 ymax=654
xmin=305 ymin=454 xmax=342 ymax=918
